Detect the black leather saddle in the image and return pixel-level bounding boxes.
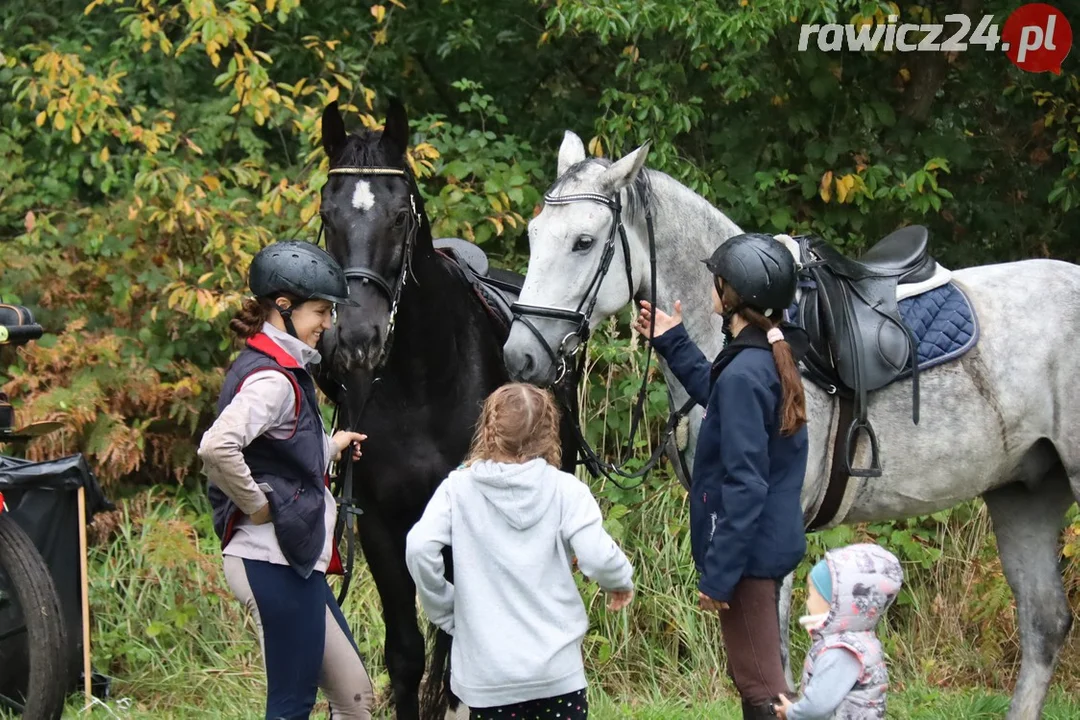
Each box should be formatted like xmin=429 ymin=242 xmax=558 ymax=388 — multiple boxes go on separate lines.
xmin=795 ymin=225 xmax=935 ymax=477
xmin=432 ymin=238 xmax=524 ymax=332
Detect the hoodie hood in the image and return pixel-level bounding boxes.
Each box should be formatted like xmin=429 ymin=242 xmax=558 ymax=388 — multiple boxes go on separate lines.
xmin=467 ymin=458 xmax=558 ymax=530
xmin=815 ymin=543 xmax=903 ymax=637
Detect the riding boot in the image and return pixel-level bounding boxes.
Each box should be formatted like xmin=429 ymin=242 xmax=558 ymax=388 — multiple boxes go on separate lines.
xmin=741 ymin=698 xmax=778 ymax=720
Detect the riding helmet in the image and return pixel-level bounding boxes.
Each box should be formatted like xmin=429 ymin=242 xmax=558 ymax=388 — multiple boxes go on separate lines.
xmin=249 ymin=241 xmax=359 ymax=306
xmin=703 ymin=233 xmax=797 ymax=313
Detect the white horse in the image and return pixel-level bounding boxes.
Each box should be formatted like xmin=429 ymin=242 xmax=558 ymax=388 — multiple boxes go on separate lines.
xmin=503 ymin=131 xmax=1080 ymax=720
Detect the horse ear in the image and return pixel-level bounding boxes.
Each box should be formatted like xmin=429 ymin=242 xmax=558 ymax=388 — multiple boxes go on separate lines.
xmin=322 ymin=101 xmax=347 ymax=162
xmin=380 ymin=96 xmax=410 ymax=157
xmin=557 ymin=131 xmax=587 ymax=177
xmin=598 ymin=141 xmax=651 ymax=193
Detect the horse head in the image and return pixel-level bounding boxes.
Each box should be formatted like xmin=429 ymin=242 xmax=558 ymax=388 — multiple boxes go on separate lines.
xmin=504 ymin=131 xmax=652 ymax=386
xmin=319 ymin=98 xmax=430 ymax=375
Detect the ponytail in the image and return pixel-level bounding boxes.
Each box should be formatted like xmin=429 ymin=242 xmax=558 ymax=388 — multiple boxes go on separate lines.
xmin=722 ymin=285 xmax=807 ymax=436
xmin=230 ymin=297 xmax=273 ymax=339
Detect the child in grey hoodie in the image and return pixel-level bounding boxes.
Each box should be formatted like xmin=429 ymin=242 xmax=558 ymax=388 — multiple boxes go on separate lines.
xmin=405 ymin=383 xmax=634 ymax=719
xmin=777 ymin=543 xmax=903 ymax=720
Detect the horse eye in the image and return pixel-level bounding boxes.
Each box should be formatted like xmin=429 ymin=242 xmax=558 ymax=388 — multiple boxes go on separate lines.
xmin=393 ymin=210 xmax=409 ymax=228
xmin=572 ymin=236 xmax=595 ymax=252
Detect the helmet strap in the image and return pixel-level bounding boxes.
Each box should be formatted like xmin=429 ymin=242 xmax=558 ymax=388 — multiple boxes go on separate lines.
xmin=274 ymin=297 xmax=301 ymax=340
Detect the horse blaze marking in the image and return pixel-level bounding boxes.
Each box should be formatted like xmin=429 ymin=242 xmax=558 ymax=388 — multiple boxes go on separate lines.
xmin=352 ymin=181 xmax=376 ymax=212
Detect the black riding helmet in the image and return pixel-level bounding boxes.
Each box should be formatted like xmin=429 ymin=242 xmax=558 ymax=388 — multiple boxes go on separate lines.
xmin=249 ymin=240 xmax=358 ymax=339
xmin=250 ymin=241 xmax=358 ymax=307
xmin=703 ymin=233 xmax=797 ymax=316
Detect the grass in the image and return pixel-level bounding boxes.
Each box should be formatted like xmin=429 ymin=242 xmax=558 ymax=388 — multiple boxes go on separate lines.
xmin=4 ymin=478 xmax=1080 ymax=719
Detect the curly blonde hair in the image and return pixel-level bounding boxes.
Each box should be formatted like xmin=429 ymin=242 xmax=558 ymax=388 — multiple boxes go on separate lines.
xmin=464 ymin=383 xmax=562 ymax=467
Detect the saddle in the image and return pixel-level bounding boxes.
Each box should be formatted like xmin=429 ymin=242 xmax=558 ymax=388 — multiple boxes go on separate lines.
xmin=795 ymin=225 xmax=937 ymax=477
xmin=432 ymin=238 xmax=524 ymax=332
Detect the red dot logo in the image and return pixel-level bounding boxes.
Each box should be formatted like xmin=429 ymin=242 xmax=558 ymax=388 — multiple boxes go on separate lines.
xmin=1002 ymin=3 xmax=1072 ymax=74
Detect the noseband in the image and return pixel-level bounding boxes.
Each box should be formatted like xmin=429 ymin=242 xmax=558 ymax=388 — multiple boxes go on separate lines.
xmin=509 ymin=189 xmax=636 ymax=383
xmin=318 ymin=166 xmax=423 ymax=370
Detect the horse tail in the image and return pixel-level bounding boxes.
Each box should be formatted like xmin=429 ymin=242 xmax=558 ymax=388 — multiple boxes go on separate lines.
xmin=419 ymin=622 xmax=454 ymax=720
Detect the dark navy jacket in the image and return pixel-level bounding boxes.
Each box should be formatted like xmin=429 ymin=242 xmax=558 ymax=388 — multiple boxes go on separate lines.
xmin=207 ymin=333 xmax=339 ymax=579
xmin=652 ymin=322 xmax=809 ymax=602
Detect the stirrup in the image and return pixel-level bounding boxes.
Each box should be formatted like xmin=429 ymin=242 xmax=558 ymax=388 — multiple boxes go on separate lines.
xmin=845 ymin=417 xmax=882 ymax=478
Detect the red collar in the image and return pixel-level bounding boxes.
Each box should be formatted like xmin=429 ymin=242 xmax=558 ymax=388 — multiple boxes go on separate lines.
xmin=246 ymin=332 xmax=302 ymax=369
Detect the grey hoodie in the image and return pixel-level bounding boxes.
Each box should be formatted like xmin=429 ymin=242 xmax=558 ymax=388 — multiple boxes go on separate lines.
xmin=405 ymin=458 xmax=633 ymax=708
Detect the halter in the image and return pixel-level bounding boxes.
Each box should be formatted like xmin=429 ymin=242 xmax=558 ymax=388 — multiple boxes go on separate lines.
xmin=511 ymin=178 xmax=693 ymax=489
xmin=509 ymin=189 xmax=635 ymax=383
xmin=317 ymin=163 xmax=423 ymax=605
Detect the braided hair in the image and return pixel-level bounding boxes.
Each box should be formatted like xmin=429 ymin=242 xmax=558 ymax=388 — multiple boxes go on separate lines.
xmin=465 ymin=383 xmax=562 ymax=467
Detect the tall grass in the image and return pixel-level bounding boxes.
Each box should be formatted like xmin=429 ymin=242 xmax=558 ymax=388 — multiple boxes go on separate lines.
xmin=67 ymin=477 xmax=1080 ymax=719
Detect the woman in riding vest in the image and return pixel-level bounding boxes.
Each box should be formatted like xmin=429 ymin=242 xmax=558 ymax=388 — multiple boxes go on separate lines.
xmin=198 ymin=241 xmax=373 ymax=720
xmin=633 ymin=233 xmax=810 ymax=720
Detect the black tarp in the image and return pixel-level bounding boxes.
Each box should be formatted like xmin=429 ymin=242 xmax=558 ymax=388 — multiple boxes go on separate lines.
xmin=0 ymin=453 xmax=113 ymax=696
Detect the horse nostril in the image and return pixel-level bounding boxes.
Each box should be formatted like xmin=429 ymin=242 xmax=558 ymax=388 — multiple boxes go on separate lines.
xmin=521 ymin=353 xmax=535 ymax=376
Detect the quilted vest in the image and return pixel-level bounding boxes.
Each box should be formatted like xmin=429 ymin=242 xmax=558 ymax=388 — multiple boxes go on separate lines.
xmin=800 ymin=543 xmax=903 ymax=719
xmin=208 ymin=332 xmax=330 ymax=579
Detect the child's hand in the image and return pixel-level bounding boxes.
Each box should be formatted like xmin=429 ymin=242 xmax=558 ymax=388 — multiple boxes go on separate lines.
xmin=632 ymin=300 xmax=682 ymax=339
xmin=775 ymin=694 xmax=793 ymax=719
xmin=606 ymin=589 xmax=634 ymax=611
xmin=332 ymin=431 xmax=367 ymax=461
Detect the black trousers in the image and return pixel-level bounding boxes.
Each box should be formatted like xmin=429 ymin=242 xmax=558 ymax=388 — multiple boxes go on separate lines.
xmin=469 ymin=689 xmax=588 ymax=720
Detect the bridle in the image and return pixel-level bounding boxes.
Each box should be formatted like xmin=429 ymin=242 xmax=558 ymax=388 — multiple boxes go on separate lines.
xmin=511 ymin=189 xmax=635 ymax=384
xmin=511 ymin=178 xmax=694 ymax=489
xmin=317 ymin=166 xmax=423 ymax=371
xmin=317 ymin=163 xmax=423 ymax=605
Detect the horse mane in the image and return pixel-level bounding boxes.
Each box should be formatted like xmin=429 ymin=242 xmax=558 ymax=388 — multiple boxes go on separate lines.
xmin=546 ymin=158 xmax=653 ymax=224
xmin=331 ymin=129 xmax=411 ymax=173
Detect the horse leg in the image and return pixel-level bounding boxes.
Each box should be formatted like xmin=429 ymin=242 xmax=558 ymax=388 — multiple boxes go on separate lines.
xmin=359 ymin=513 xmax=426 ymax=720
xmin=983 ymin=469 xmax=1074 ymax=720
xmin=778 ymin=571 xmax=795 ymax=693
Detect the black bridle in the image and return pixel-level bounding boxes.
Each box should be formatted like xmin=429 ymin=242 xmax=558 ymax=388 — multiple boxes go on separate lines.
xmin=318 ymin=164 xmax=423 ymax=605
xmin=511 ymin=181 xmax=694 ymax=490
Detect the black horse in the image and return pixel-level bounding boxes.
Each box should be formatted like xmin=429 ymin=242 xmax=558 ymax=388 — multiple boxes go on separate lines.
xmin=315 ymin=99 xmax=577 ymax=720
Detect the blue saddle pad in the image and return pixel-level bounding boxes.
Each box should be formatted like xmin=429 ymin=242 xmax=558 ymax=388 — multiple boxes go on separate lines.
xmin=896 ymin=281 xmax=978 ymax=375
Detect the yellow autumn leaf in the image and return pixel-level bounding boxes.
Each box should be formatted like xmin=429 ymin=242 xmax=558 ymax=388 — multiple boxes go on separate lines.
xmin=371 ymin=4 xmax=386 ymax=23
xmin=389 ymin=0 xmax=406 ymax=7
xmin=36 ymin=111 xmax=47 ymax=127
xmin=198 ymin=272 xmax=214 ymax=285
xmin=326 ymin=85 xmax=340 ymax=104
xmin=374 ymin=28 xmax=388 ymax=45
xmin=819 ymin=171 xmax=833 ymax=203
xmin=488 ymin=217 xmax=505 ymax=235
xmin=100 ymin=147 xmax=109 ymax=162
xmin=836 ymin=174 xmax=857 ymax=203
xmin=202 ymin=175 xmax=221 ymax=192
xmin=490 ymin=196 xmax=504 ymax=213
xmin=588 ymin=136 xmax=604 ymax=157
xmin=72 ymin=124 xmax=82 ymax=143
xmin=267 ymin=0 xmax=277 ymax=12
xmin=54 ymin=113 xmax=66 ymax=131
xmin=300 ymin=202 xmax=319 ymax=224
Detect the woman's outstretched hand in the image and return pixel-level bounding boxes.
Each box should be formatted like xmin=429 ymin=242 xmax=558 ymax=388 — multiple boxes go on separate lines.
xmin=332 ymin=431 xmax=367 ymax=462
xmin=632 ymin=300 xmax=682 ymax=340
